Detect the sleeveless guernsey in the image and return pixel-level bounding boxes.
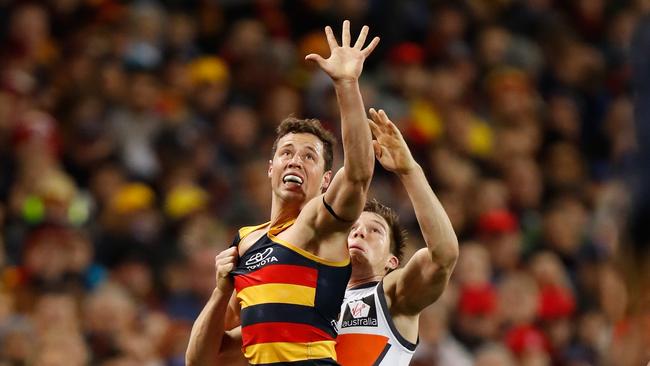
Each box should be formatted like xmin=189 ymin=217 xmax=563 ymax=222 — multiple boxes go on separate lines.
xmin=231 ymin=220 xmax=351 ymax=365
xmin=335 ymin=281 xmax=417 ymax=366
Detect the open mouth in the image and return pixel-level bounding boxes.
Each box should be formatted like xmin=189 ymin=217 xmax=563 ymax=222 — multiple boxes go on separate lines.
xmin=283 ymin=174 xmax=303 ymax=185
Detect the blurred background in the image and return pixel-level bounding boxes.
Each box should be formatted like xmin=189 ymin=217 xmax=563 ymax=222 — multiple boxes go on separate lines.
xmin=0 ymin=0 xmax=648 ymax=365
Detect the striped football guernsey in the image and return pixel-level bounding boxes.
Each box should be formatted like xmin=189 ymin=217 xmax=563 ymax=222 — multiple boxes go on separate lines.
xmin=230 ymin=219 xmax=352 ymax=366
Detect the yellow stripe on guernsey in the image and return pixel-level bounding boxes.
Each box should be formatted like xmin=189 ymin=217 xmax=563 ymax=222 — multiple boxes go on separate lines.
xmin=237 ymin=283 xmax=316 ymax=309
xmin=244 ymin=340 xmax=337 ymax=364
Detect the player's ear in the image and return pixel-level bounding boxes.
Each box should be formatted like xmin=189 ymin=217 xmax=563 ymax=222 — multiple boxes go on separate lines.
xmin=386 ymin=255 xmax=399 ymax=272
xmin=268 ymin=160 xmax=273 ymax=179
xmin=321 ymin=170 xmax=333 ymax=193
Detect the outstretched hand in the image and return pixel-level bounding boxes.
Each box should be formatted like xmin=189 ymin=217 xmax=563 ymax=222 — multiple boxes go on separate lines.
xmin=368 ymin=108 xmax=417 ymax=175
xmin=305 ymin=20 xmax=380 ymax=82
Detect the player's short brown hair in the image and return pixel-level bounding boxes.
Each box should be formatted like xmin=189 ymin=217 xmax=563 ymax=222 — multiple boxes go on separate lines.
xmin=272 ymin=117 xmax=336 ymax=172
xmin=364 ymin=199 xmax=407 ymax=270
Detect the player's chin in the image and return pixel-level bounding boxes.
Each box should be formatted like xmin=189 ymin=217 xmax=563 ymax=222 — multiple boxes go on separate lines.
xmin=349 ymin=249 xmax=367 ymax=262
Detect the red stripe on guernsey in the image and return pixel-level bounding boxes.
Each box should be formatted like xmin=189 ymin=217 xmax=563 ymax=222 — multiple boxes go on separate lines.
xmin=234 ymin=264 xmax=318 ymax=292
xmin=242 ymin=322 xmax=334 ymax=348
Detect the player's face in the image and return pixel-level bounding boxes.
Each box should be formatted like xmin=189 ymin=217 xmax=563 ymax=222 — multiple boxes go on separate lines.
xmin=347 ymin=212 xmax=394 ymax=272
xmin=269 ymin=133 xmax=329 ymax=204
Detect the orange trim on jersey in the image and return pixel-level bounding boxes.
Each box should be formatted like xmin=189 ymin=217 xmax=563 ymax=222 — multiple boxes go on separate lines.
xmin=241 ymin=322 xmax=334 ymax=348
xmin=335 ymin=333 xmax=390 ymax=366
xmin=234 ymin=264 xmax=318 ymax=292
xmin=268 ymin=234 xmax=350 ymax=267
xmin=238 ymin=222 xmax=270 ymax=240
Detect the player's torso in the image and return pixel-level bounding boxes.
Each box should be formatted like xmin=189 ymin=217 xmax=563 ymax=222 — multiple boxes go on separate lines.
xmin=335 ymin=282 xmax=417 ymax=366
xmin=231 ymin=221 xmax=351 ymax=365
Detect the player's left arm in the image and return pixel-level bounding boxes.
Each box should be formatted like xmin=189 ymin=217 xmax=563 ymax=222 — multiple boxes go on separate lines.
xmin=368 ymin=110 xmax=459 ymax=315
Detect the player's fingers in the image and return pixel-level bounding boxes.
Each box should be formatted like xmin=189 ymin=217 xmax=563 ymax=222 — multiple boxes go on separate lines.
xmin=324 ymin=26 xmax=338 ymax=49
xmin=305 ymin=54 xmax=327 ymax=68
xmin=354 ymin=25 xmax=369 ymax=49
xmin=219 ymin=263 xmax=234 ymax=274
xmin=368 ymin=118 xmax=380 ymax=137
xmin=372 ymin=140 xmax=382 ymax=159
xmin=362 ymin=36 xmax=380 ymax=56
xmin=342 ymin=20 xmax=351 ymax=47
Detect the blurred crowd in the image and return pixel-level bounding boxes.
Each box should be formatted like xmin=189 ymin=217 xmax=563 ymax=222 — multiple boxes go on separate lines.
xmin=0 ymin=0 xmax=648 ymax=365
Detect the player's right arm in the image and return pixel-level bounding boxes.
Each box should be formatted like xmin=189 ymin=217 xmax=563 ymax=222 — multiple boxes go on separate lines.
xmin=302 ymin=21 xmax=379 ymax=235
xmin=186 ymin=247 xmax=240 ymax=366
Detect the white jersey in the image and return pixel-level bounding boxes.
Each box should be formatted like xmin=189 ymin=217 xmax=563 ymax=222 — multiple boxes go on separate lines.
xmin=335 ymin=281 xmax=417 ymax=366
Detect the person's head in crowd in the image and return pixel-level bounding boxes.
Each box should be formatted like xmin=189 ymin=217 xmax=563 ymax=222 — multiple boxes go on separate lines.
xmin=498 ymin=272 xmax=540 ymax=326
xmin=23 ymin=226 xmax=90 ymax=289
xmin=542 ymin=193 xmax=588 ymax=257
xmin=410 ymin=302 xmax=457 ymax=366
xmin=0 ymin=316 xmax=35 ymax=364
xmin=597 ymin=264 xmax=628 ymax=322
xmin=474 ymin=342 xmax=517 ymax=366
xmin=189 ymin=56 xmax=230 ymax=118
xmin=386 ymin=43 xmax=428 ymax=100
xmin=126 ymin=69 xmax=161 ymax=112
xmin=547 ymin=93 xmax=581 ymax=142
xmin=240 ymin=159 xmax=273 ymax=219
xmin=477 ymin=25 xmax=511 ymax=69
xmin=33 ymin=292 xmax=80 ymax=336
xmin=543 ymin=142 xmax=587 ymax=190
xmin=431 ymin=2 xmax=469 ymax=45
xmin=531 ymin=252 xmax=576 ymax=350
xmin=604 ymin=96 xmax=636 ymax=162
xmin=11 ymin=109 xmax=60 ymax=157
xmin=485 ymin=67 xmax=536 ymax=122
xmin=473 ymin=178 xmax=510 ymax=217
xmin=216 ymin=105 xmax=260 ymax=154
xmin=224 ymin=19 xmax=268 ymax=61
xmin=455 ymin=241 xmax=492 ymax=286
xmin=429 ymin=146 xmax=478 ymax=193
xmin=34 ymin=330 xmax=88 ymax=366
xmin=429 ymin=67 xmax=465 ymax=107
xmin=83 ymin=283 xmax=137 ymax=351
xmin=8 ymin=3 xmax=53 ymax=65
xmin=492 ymin=119 xmax=542 ymax=164
xmin=113 ymin=259 xmax=155 ymax=303
xmin=163 ymin=183 xmax=210 ymax=222
xmin=63 ymin=95 xmax=114 ymax=168
xmin=438 ymin=189 xmax=469 ymax=234
xmin=504 ymin=157 xmax=544 ymax=211
xmin=261 ymin=85 xmax=303 ymax=132
xmin=103 ymin=182 xmax=161 ymax=243
xmin=89 ymin=162 xmax=127 ymax=211
xmin=99 ymin=59 xmax=129 ymax=102
xmin=189 ymin=246 xmax=224 ymax=301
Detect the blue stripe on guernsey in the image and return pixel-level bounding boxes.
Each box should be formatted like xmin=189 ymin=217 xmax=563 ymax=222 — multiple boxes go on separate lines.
xmin=241 ymin=303 xmax=338 ymax=339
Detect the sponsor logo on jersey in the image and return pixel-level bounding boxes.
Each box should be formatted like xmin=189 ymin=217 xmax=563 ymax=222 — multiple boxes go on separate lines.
xmin=341 ymin=294 xmax=378 ymax=328
xmin=245 ymin=248 xmax=278 ymax=270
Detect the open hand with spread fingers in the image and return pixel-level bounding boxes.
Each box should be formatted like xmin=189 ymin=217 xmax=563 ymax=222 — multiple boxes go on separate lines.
xmin=215 ymin=247 xmax=239 ymax=293
xmin=305 ymin=20 xmax=380 ymax=82
xmin=368 ymin=108 xmax=417 ymax=175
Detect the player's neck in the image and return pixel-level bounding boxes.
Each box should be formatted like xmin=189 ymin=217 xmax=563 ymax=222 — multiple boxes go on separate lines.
xmin=348 ymin=266 xmax=384 ymax=289
xmin=269 ymin=198 xmax=301 ymax=227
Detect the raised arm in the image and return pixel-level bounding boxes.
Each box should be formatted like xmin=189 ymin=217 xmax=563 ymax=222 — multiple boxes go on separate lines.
xmin=186 ymin=247 xmax=240 ymax=366
xmin=369 ymin=110 xmax=459 ymax=315
xmin=305 ymin=21 xmax=379 ymax=228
